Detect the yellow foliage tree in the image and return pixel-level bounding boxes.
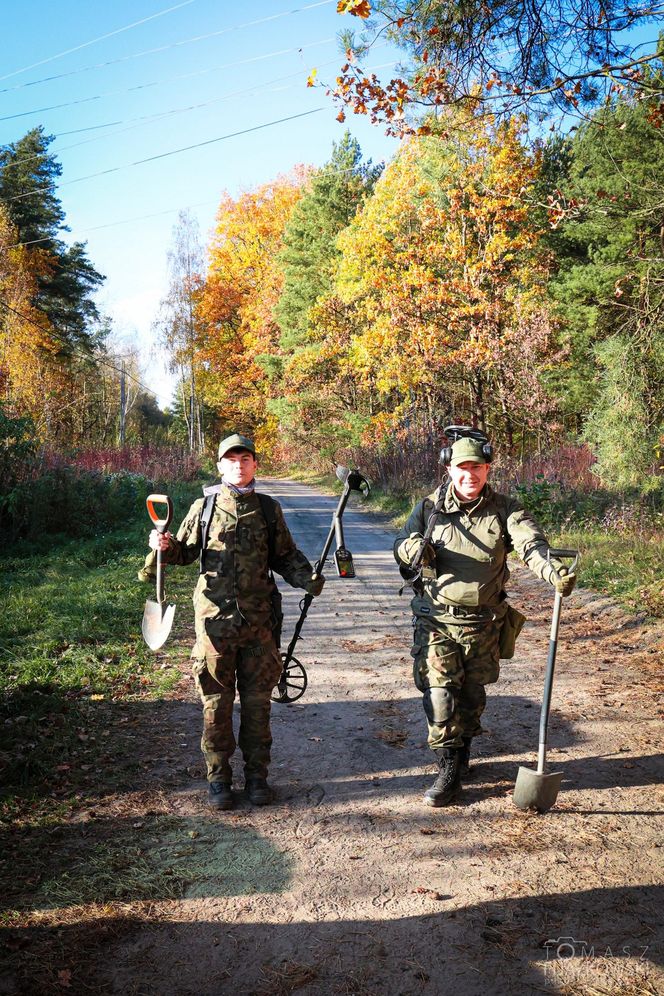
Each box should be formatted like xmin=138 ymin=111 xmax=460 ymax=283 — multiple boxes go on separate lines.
xmin=198 ymin=172 xmax=308 ymax=443
xmin=331 ymin=110 xmax=557 ymax=446
xmin=0 ymin=205 xmax=72 ymax=438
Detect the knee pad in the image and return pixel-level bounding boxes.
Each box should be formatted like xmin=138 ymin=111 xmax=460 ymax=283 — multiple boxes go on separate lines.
xmin=423 ymin=686 xmax=456 ymax=725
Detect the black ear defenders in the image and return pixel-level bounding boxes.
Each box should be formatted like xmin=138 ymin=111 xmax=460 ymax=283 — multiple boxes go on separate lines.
xmin=439 ymin=425 xmax=493 ymax=465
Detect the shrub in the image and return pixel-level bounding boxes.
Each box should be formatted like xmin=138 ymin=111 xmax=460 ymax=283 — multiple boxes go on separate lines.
xmin=0 ymin=445 xmax=202 ymax=546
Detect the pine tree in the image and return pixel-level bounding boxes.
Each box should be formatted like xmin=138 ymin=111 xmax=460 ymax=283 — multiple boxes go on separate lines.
xmin=275 ymin=132 xmax=380 ymax=352
xmin=0 ymin=126 xmax=104 ymax=346
xmin=548 ymin=85 xmax=664 ymax=489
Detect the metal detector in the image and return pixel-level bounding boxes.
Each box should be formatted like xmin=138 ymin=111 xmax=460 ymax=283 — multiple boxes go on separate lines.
xmin=271 ymin=466 xmax=370 ymax=704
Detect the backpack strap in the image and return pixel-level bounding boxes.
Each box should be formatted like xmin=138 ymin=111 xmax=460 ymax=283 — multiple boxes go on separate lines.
xmin=199 ymin=485 xmax=219 ymax=573
xmin=256 ymin=492 xmax=278 ymax=569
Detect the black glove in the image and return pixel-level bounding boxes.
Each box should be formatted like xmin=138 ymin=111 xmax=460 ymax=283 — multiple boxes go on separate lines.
xmin=307 ymin=574 xmax=325 ymax=597
xmin=399 ymin=536 xmax=435 ymax=568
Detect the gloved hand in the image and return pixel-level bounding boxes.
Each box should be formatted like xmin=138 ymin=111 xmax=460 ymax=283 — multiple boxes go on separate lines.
xmin=549 ymin=562 xmax=576 ymax=597
xmin=308 ymin=573 xmax=325 ymax=597
xmin=399 ymin=536 xmax=435 ymax=568
xmin=137 ymin=565 xmax=156 ymax=583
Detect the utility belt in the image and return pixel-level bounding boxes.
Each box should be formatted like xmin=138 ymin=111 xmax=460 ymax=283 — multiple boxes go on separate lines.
xmin=439 ymin=603 xmax=496 ymax=619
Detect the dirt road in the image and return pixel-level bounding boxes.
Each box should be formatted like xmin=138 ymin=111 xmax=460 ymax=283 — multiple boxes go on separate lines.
xmin=3 ymin=477 xmax=663 ymax=995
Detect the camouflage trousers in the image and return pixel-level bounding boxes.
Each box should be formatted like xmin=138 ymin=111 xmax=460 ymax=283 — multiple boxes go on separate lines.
xmin=191 ymin=625 xmax=282 ymax=783
xmin=411 ymin=604 xmax=507 ymax=751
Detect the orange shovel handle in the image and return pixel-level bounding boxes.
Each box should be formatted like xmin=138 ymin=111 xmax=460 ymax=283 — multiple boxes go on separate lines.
xmin=146 ymin=494 xmax=174 ymax=534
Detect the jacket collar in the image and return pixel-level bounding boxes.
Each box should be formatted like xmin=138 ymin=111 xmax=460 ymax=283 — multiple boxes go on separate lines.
xmin=441 ymin=480 xmax=494 ymax=514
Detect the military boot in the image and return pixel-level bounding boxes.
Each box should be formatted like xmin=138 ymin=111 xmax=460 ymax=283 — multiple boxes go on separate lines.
xmin=459 ymin=737 xmax=473 ymax=779
xmin=208 ymin=781 xmax=234 ymax=811
xmin=423 ymin=748 xmax=462 ymax=807
xmin=245 ymin=777 xmax=273 ymax=806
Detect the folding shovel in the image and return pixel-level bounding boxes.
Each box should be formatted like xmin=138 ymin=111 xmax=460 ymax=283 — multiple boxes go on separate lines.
xmin=141 ymin=493 xmax=176 ymax=651
xmin=272 ymin=465 xmax=370 ymax=704
xmin=513 ymin=548 xmax=579 ymax=813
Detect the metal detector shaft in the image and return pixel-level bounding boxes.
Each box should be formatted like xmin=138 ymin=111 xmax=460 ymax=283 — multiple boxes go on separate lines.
xmin=273 ymin=467 xmax=370 ymax=703
xmin=282 ymin=476 xmax=355 ymax=666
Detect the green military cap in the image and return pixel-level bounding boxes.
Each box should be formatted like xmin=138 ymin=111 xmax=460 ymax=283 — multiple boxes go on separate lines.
xmin=218 ymin=433 xmax=256 ymax=459
xmin=449 ymin=436 xmax=489 ymax=466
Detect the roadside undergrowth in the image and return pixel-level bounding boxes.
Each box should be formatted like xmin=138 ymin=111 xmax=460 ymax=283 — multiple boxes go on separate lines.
xmin=0 ymin=481 xmax=203 ymax=824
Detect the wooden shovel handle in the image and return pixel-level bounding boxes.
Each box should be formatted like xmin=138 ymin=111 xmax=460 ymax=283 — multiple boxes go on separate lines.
xmin=146 ymin=494 xmax=174 ymax=534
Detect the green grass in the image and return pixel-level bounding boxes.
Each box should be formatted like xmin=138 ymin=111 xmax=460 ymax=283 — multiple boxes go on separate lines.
xmin=556 ymin=526 xmax=663 ymax=617
xmin=0 ymin=481 xmax=203 ymax=803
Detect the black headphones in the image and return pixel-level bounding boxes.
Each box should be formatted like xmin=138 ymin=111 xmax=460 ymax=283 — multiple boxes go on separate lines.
xmin=439 ymin=425 xmax=493 ymax=466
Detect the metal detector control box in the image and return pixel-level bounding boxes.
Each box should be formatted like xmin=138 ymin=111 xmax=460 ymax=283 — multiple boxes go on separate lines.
xmin=334 ymin=547 xmax=355 ymax=578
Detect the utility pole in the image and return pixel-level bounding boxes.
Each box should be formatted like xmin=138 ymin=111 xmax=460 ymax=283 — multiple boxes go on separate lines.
xmin=119 ymin=360 xmax=126 ymax=446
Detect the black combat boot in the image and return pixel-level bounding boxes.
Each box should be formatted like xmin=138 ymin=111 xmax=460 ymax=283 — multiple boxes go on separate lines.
xmin=459 ymin=737 xmax=473 ymax=779
xmin=423 ymin=748 xmax=462 ymax=807
xmin=208 ymin=781 xmax=234 ymax=811
xmin=245 ymin=777 xmax=273 ymax=806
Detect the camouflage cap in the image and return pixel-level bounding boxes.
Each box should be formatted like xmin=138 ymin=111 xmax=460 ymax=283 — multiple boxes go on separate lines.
xmin=218 ymin=433 xmax=256 ymax=459
xmin=449 ymin=437 xmax=489 ymax=466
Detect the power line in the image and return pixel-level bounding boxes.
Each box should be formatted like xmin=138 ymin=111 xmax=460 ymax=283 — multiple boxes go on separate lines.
xmin=5 ymin=63 xmax=338 ymax=170
xmin=3 ymin=158 xmax=387 ymax=251
xmin=0 ymin=37 xmax=335 ymax=124
xmin=0 ymin=298 xmax=156 ymax=396
xmin=0 ymin=0 xmax=199 ymax=83
xmin=4 ymin=107 xmax=327 ymax=204
xmin=0 ymin=0 xmax=335 ymax=95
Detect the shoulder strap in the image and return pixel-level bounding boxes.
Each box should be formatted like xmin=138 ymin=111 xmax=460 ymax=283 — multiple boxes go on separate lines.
xmin=198 ymin=489 xmax=280 ymax=573
xmin=199 ymin=492 xmax=217 ymax=573
xmin=494 ymin=497 xmax=513 ymax=554
xmin=256 ymin=492 xmax=278 ymax=570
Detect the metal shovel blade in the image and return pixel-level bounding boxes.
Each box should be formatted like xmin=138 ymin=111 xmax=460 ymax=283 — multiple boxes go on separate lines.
xmin=513 ymin=765 xmax=563 ymax=813
xmin=142 ymin=599 xmax=176 ymax=651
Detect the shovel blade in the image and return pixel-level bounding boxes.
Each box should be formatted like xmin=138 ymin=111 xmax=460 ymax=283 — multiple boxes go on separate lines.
xmin=513 ymin=765 xmax=563 ymax=814
xmin=142 ymin=599 xmax=176 ymax=651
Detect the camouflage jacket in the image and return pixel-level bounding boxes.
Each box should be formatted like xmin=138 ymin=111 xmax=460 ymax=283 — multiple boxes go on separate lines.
xmin=394 ymin=481 xmax=556 ymax=611
xmin=140 ymin=483 xmax=315 ymax=639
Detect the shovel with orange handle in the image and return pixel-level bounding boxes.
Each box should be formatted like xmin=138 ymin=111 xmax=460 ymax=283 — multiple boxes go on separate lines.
xmin=141 ymin=493 xmax=176 ymax=651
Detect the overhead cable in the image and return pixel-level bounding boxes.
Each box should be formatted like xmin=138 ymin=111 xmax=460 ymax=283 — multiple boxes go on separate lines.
xmin=0 ymin=0 xmax=335 ymax=94
xmin=0 ymin=299 xmax=156 ymax=396
xmin=0 ymin=37 xmax=335 ymax=123
xmin=0 ymin=0 xmax=199 ymax=83
xmin=5 ymin=107 xmax=327 ymax=204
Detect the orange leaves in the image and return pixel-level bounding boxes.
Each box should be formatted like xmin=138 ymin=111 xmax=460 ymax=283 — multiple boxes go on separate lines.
xmin=329 ymin=110 xmax=551 ymax=417
xmin=199 ymin=174 xmax=308 ymax=431
xmin=337 ymin=0 xmax=371 ymax=17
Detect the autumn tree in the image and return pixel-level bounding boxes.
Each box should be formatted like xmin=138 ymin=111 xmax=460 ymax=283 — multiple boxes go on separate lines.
xmin=198 ymin=172 xmax=307 ymax=451
xmin=330 ymin=2 xmax=664 ymax=134
xmin=0 ymin=127 xmax=104 ymax=348
xmin=0 ymin=202 xmax=70 ymax=437
xmin=325 ymin=110 xmax=559 ymax=450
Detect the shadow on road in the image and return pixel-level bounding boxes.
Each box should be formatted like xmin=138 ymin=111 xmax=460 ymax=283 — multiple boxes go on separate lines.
xmin=3 ymin=884 xmax=661 ymax=995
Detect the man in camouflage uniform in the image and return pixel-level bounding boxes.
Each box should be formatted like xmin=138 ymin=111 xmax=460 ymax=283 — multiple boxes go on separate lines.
xmin=394 ymin=432 xmax=575 ymax=807
xmin=140 ymin=433 xmax=324 ymax=811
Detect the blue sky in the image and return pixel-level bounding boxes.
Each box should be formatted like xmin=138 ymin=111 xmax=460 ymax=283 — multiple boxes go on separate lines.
xmin=1 ymin=0 xmax=401 ymax=405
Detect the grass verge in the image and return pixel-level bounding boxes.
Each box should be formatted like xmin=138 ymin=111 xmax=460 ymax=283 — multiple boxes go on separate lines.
xmin=0 ymin=480 xmax=203 ymax=814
